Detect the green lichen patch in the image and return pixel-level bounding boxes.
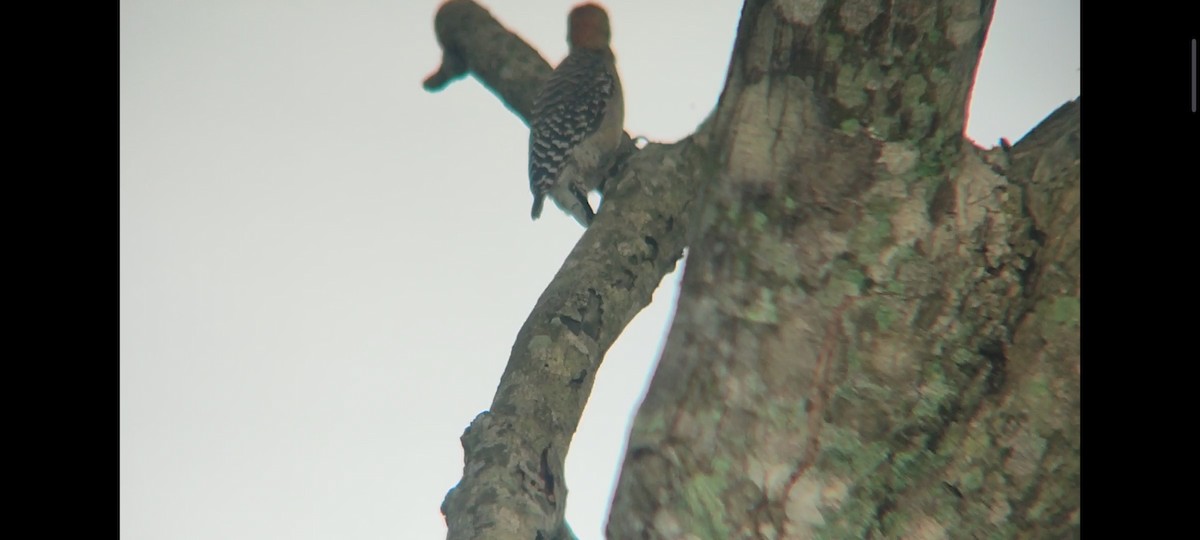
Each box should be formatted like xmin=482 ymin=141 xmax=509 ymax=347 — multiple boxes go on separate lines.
xmin=680 ymin=473 xmax=732 ymax=539
xmin=1048 ymin=295 xmax=1080 ymax=326
xmin=874 ymin=303 xmax=899 ymax=332
xmin=743 ymin=288 xmax=779 ymax=324
xmin=840 ymin=117 xmax=862 ymax=135
xmin=849 ymin=216 xmax=894 ymax=256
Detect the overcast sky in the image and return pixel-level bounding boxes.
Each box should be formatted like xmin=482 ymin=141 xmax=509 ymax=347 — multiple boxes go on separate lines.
xmin=119 ymin=1 xmax=1079 ymax=538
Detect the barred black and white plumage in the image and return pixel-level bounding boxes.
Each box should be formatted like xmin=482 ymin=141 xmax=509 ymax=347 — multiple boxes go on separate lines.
xmin=527 ymin=3 xmax=624 ymax=228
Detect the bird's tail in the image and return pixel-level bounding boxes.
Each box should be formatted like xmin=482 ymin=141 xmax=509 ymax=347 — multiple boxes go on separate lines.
xmin=531 ymin=196 xmax=545 ymax=220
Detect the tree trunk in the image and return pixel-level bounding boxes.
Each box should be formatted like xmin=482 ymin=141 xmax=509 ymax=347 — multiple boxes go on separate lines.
xmin=607 ymin=1 xmax=1079 ymax=538
xmin=426 ymin=1 xmax=1079 ymax=538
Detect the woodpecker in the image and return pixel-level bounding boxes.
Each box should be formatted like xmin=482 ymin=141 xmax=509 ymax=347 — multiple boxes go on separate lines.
xmin=528 ymin=3 xmax=625 ymax=228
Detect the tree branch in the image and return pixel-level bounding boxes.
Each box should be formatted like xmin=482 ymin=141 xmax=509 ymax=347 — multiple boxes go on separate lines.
xmin=424 ymin=0 xmax=550 ymax=123
xmin=425 ymin=2 xmax=711 ymax=537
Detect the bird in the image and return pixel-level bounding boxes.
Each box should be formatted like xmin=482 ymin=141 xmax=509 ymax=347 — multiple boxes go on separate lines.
xmin=528 ymin=3 xmax=625 ymax=228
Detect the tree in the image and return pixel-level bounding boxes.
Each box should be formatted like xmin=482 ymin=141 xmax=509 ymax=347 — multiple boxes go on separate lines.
xmin=425 ymin=1 xmax=1079 ymax=538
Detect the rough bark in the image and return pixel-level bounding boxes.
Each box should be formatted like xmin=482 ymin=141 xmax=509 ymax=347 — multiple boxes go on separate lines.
xmin=607 ymin=1 xmax=1078 ymax=538
xmin=426 ymin=2 xmax=712 ymax=538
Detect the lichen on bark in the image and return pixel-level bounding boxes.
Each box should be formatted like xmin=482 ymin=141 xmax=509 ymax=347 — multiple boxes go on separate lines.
xmin=607 ymin=0 xmax=1078 ymax=538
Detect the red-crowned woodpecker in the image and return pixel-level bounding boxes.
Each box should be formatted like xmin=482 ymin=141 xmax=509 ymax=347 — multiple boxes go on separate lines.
xmin=528 ymin=3 xmax=625 ymax=228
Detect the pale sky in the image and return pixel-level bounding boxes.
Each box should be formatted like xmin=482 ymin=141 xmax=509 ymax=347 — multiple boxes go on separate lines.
xmin=119 ymin=1 xmax=1080 ymax=538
